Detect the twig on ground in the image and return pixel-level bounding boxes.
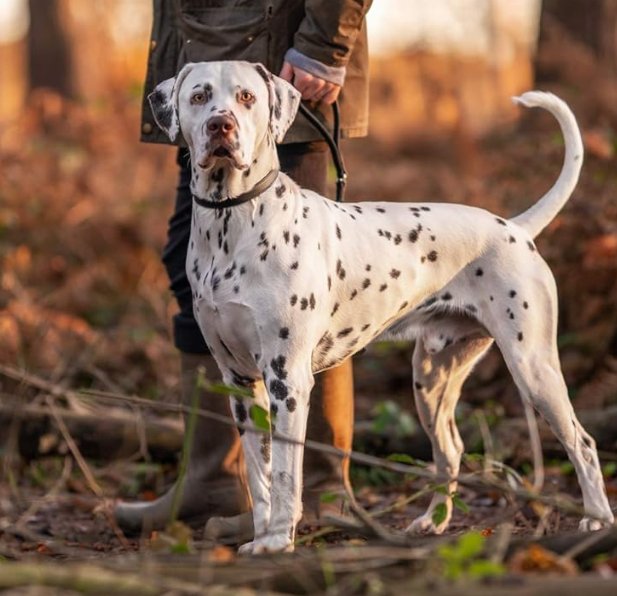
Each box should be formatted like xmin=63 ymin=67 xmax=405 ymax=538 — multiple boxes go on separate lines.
xmin=0 ymin=561 xmax=205 ymax=595
xmin=561 ymin=526 xmax=615 ymax=561
xmin=14 ymin=456 xmax=73 ymax=528
xmin=46 ymin=397 xmax=104 ymax=497
xmin=0 ymin=521 xmax=86 ymax=558
xmin=45 ymin=396 xmax=131 ymax=549
xmin=0 ymin=364 xmax=593 ymax=528
xmin=522 ymin=398 xmax=545 ymax=493
xmin=474 ymin=409 xmax=496 ymax=478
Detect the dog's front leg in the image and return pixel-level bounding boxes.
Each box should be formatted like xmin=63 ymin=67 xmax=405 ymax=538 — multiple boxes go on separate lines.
xmin=248 ymin=360 xmax=313 ymax=554
xmin=223 ymin=378 xmax=273 ymax=554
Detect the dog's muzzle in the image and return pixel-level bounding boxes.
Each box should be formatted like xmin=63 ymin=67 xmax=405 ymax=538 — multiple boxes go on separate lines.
xmin=200 ymin=114 xmax=243 ymax=167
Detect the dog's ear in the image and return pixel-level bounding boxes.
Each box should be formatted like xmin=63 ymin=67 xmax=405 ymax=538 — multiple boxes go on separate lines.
xmin=255 ymin=64 xmax=301 ymax=143
xmin=148 ymin=64 xmax=195 ymax=142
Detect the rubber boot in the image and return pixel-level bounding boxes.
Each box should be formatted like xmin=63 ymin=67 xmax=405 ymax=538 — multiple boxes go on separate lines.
xmin=302 ymin=358 xmax=355 ymax=522
xmin=114 ymin=352 xmax=250 ymax=534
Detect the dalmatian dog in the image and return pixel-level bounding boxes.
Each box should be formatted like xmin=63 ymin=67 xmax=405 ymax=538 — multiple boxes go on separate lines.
xmin=149 ymin=61 xmax=614 ymax=553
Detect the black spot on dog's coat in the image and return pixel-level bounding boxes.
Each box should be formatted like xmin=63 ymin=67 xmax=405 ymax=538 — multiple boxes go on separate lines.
xmin=149 ymin=89 xmax=174 ymax=131
xmin=271 ymin=355 xmax=287 ymax=380
xmin=234 ymin=399 xmax=248 ymax=423
xmin=270 ymin=379 xmax=288 ymax=400
xmin=336 ymin=260 xmax=346 ymax=280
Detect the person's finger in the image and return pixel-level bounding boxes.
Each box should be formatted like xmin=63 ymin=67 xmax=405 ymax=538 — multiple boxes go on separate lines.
xmin=279 ymin=61 xmax=294 ymax=82
xmin=293 ymin=71 xmax=315 ymax=98
xmin=321 ymin=84 xmax=341 ymax=105
xmin=302 ymin=79 xmax=327 ymax=101
xmin=314 ymin=82 xmax=334 ymax=102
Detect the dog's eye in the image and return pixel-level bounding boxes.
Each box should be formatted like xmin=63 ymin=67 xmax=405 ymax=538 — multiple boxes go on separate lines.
xmin=238 ymin=90 xmax=255 ymax=104
xmin=191 ymin=92 xmax=206 ymax=105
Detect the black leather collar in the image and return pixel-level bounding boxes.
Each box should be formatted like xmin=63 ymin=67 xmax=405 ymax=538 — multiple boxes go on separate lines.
xmin=192 ymin=169 xmax=279 ymax=209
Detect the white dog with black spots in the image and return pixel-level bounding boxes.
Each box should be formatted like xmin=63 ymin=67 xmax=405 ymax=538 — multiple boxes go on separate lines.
xmin=149 ymin=60 xmax=614 ymax=553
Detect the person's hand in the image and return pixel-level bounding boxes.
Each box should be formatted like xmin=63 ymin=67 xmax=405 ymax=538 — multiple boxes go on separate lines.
xmin=279 ymin=61 xmax=341 ymax=104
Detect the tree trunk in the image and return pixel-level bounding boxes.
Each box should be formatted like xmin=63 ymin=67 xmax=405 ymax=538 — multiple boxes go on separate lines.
xmin=540 ymin=0 xmax=617 ymax=77
xmin=27 ymin=0 xmax=74 ymax=96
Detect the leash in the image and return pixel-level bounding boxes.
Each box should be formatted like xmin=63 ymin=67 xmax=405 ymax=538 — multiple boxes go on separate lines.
xmin=192 ymin=101 xmax=346 ymax=209
xmin=298 ymin=101 xmax=347 ymax=202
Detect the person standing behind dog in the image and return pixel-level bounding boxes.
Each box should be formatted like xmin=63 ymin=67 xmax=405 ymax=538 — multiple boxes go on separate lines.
xmin=114 ymin=0 xmax=373 ymax=538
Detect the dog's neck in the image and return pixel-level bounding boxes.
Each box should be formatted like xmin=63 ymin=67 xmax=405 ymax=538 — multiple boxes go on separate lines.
xmin=190 ymin=135 xmax=278 ymax=205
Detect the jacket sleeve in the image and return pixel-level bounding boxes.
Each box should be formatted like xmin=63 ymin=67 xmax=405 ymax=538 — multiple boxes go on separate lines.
xmin=291 ymin=0 xmax=372 ymax=69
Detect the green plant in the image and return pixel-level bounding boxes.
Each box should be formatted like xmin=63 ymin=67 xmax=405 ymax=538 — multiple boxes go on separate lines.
xmin=436 ymin=531 xmax=505 ymax=581
xmin=370 ymin=400 xmax=416 ymax=438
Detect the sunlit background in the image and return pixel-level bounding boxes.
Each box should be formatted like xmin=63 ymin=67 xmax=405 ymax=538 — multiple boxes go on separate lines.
xmin=2 ymin=0 xmax=616 ymax=408
xmin=0 ymin=0 xmax=542 ymax=133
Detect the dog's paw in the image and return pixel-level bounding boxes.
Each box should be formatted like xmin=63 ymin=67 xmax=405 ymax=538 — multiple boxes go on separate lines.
xmin=238 ymin=533 xmax=294 ymax=555
xmin=579 ymin=516 xmax=614 ymax=532
xmin=238 ymin=540 xmax=258 ymax=555
xmin=405 ymin=512 xmax=450 ymax=535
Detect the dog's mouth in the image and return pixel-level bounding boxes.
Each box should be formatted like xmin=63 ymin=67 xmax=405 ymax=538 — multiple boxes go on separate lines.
xmin=213 ymin=146 xmax=232 ymax=159
xmin=197 ymin=141 xmax=247 ymax=170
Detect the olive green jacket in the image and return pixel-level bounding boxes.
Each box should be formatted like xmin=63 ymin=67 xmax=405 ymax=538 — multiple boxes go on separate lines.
xmin=141 ymin=0 xmax=372 ymax=145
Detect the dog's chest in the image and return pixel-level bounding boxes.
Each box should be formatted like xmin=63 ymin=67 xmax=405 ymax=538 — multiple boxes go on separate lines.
xmin=185 ymin=204 xmax=301 ymax=372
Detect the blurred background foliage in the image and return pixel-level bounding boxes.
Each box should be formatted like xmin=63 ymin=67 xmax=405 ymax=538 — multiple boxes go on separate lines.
xmin=0 ymin=0 xmax=616 ymax=423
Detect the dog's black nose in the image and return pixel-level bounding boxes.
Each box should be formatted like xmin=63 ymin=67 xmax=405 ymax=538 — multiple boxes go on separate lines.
xmin=207 ymin=115 xmax=236 ymax=137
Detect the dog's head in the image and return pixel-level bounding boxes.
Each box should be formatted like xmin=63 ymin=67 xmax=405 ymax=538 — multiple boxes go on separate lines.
xmin=148 ymin=61 xmax=301 ymax=171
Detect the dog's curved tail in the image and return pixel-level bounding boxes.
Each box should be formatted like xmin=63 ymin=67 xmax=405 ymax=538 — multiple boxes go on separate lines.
xmin=510 ymin=91 xmax=584 ymax=239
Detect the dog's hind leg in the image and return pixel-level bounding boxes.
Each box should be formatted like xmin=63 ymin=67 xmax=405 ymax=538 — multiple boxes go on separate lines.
xmin=488 ymin=261 xmax=614 ymax=530
xmin=495 ymin=334 xmax=614 ymax=530
xmin=407 ymin=334 xmax=494 ymax=535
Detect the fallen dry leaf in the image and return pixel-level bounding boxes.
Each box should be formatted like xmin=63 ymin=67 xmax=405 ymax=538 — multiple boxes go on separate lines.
xmin=583 ymin=129 xmax=615 ymax=160
xmin=509 ymin=544 xmax=579 ymax=576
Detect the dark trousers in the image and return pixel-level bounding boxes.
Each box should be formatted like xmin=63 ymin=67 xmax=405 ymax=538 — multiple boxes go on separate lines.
xmin=162 ymin=142 xmax=328 ymax=353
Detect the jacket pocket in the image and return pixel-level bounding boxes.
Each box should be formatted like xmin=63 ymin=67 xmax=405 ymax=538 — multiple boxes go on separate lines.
xmin=178 ymin=7 xmax=268 ymax=63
